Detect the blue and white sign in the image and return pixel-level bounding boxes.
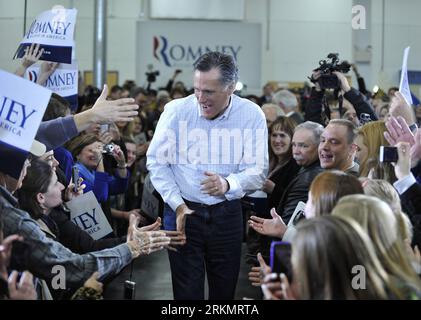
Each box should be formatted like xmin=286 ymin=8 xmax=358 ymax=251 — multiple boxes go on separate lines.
xmin=136 ymin=20 xmax=261 ymax=91
xmin=67 ymin=191 xmax=113 ymax=240
xmin=13 ymin=8 xmax=77 ymax=64
xmin=399 ymin=46 xmax=413 ymax=106
xmin=26 ymin=61 xmax=78 ymax=111
xmin=0 ymin=70 xmax=51 ymax=178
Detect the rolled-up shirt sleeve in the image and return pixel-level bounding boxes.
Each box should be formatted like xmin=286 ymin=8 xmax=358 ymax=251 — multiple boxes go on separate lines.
xmin=147 ymin=102 xmax=185 ymax=212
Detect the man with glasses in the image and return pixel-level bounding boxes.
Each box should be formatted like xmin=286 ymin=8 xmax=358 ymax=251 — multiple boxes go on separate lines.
xmin=147 ymin=52 xmax=268 ymax=300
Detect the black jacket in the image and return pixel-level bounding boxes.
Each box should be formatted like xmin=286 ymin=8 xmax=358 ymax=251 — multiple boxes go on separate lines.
xmin=276 ymin=161 xmax=324 ymax=224
xmin=304 ymin=87 xmax=378 ymax=126
xmin=400 ymin=182 xmax=421 ymax=248
xmin=267 ymin=158 xmax=301 ymax=214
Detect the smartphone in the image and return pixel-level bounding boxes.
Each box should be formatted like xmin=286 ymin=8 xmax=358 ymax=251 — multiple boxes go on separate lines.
xmin=10 ymin=240 xmax=31 ymax=272
xmin=72 ymin=166 xmax=80 ymax=192
xmin=124 ymin=280 xmax=136 ymax=299
xmin=270 ymin=241 xmax=292 ymax=281
xmin=100 ymin=124 xmax=109 ymax=134
xmin=379 ymin=146 xmax=398 ymax=163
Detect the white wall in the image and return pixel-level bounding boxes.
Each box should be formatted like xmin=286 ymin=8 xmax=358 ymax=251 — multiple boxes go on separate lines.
xmin=371 ymin=0 xmax=421 ymax=94
xmin=246 ymin=0 xmax=353 ymax=91
xmin=1 ymin=0 xmax=421 ymax=94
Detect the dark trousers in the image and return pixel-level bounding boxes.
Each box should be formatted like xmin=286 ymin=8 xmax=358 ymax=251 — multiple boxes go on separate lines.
xmin=163 ymin=199 xmax=243 ymax=300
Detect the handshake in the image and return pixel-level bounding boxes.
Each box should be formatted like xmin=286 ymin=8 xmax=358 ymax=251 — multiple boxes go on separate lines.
xmin=126 ymin=215 xmax=187 ymax=258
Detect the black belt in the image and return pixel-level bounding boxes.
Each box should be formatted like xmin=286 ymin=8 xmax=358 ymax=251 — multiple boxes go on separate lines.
xmin=183 ymin=198 xmax=230 ymax=209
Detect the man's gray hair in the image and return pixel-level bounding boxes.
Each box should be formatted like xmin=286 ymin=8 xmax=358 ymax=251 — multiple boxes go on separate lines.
xmin=193 ymin=51 xmax=239 ymax=87
xmin=261 ymin=103 xmax=285 ymax=117
xmin=272 ymin=89 xmax=298 ymax=111
xmin=295 ymin=121 xmax=324 ymax=144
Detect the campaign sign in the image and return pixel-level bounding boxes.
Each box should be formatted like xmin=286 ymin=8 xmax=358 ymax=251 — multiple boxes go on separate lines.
xmin=399 ymin=46 xmax=413 ymax=106
xmin=13 ymin=8 xmax=77 ymax=64
xmin=141 ymin=173 xmax=160 ymax=220
xmin=67 ymin=191 xmax=113 ymax=240
xmin=0 ymin=70 xmax=51 ymax=178
xmin=26 ymin=61 xmax=78 ymax=111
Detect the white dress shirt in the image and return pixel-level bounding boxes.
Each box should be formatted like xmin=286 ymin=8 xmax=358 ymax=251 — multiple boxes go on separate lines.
xmin=147 ymin=94 xmax=268 ymax=211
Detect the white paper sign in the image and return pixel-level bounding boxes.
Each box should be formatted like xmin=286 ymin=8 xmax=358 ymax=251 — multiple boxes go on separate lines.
xmin=26 ymin=61 xmax=78 ymax=110
xmin=141 ymin=174 xmax=160 ymax=220
xmin=399 ymin=46 xmax=413 ymax=106
xmin=0 ymin=70 xmax=51 ymax=151
xmin=13 ymin=8 xmax=77 ymax=64
xmin=66 ymin=191 xmax=113 ymax=240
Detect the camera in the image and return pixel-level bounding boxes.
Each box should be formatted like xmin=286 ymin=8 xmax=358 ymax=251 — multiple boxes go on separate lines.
xmin=124 ymin=280 xmax=136 ymax=299
xmin=312 ymin=53 xmax=351 ymax=89
xmin=102 ymin=143 xmax=114 ymax=154
xmin=379 ymin=146 xmax=398 ymax=163
xmin=146 ymin=70 xmax=159 ymax=83
xmin=359 ymin=113 xmax=372 ymax=126
xmin=72 ymin=166 xmax=80 ymax=192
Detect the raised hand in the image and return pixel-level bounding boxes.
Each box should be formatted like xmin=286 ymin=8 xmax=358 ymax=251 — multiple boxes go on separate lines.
xmin=0 ymin=235 xmax=23 ymax=280
xmin=394 ymin=142 xmax=411 ymax=180
xmin=389 ymin=91 xmax=416 ymax=125
xmin=91 ymin=85 xmax=139 ymax=123
xmin=14 ymin=43 xmax=44 ymax=78
xmin=8 ymin=271 xmax=37 ymax=300
xmin=248 ymin=253 xmax=272 ymax=286
xmin=37 ymin=61 xmax=59 ymax=85
xmin=384 ymin=116 xmax=415 ymax=146
xmin=248 ymin=208 xmax=287 ymax=238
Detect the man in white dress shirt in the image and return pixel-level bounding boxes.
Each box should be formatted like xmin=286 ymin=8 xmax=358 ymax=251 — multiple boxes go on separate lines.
xmin=147 ymin=52 xmax=268 ymax=300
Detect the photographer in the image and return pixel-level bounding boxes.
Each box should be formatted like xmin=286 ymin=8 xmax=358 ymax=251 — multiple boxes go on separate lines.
xmin=65 ymin=134 xmax=130 ymax=227
xmin=305 ymin=54 xmax=377 ymax=126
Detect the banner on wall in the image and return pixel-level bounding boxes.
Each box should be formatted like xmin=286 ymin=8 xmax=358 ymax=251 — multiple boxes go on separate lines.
xmin=13 ymin=7 xmax=77 ymax=64
xmin=136 ymin=20 xmax=261 ymax=90
xmin=26 ymin=61 xmax=78 ymax=111
xmin=0 ymin=70 xmax=51 ymax=178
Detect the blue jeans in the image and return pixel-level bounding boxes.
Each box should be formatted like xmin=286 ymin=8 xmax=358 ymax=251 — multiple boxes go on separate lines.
xmin=163 ymin=199 xmax=243 ymax=300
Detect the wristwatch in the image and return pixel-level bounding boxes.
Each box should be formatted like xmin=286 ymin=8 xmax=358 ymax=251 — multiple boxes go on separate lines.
xmin=409 ymin=123 xmax=418 ymax=133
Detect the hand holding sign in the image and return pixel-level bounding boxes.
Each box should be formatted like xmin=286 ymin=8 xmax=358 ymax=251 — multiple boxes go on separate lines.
xmin=15 ymin=43 xmax=44 ymax=77
xmin=389 ymin=91 xmax=416 ymax=126
xmin=36 ymin=61 xmax=59 ymax=85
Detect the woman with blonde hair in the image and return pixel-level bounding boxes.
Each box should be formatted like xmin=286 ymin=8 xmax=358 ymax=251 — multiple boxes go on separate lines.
xmin=268 ymin=215 xmax=403 ymax=299
xmin=332 ymin=195 xmax=421 ymax=298
xmin=361 ymin=178 xmax=413 ymax=242
xmin=354 ymin=120 xmax=391 ymax=177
